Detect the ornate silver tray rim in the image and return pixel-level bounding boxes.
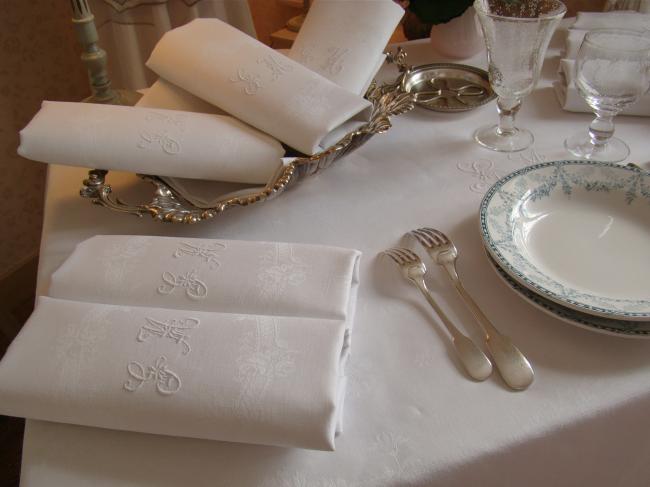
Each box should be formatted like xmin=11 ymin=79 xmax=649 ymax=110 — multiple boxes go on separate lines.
xmin=80 ymin=49 xmax=415 ymax=224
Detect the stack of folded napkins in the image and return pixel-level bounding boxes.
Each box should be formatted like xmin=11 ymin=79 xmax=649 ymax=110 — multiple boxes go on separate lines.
xmin=554 ymin=11 xmax=650 ymax=116
xmin=0 ymin=236 xmax=361 ymax=451
xmin=18 ymin=0 xmax=404 ymax=186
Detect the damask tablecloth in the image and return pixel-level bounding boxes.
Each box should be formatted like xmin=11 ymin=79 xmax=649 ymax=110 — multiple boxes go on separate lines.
xmin=18 ymin=35 xmax=650 ymax=487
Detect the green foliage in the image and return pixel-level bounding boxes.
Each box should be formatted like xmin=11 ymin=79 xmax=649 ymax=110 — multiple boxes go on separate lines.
xmin=408 ymin=0 xmax=474 ymax=25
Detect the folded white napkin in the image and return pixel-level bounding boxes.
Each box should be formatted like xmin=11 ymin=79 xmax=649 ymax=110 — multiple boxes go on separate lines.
xmin=18 ymin=101 xmax=285 ymax=184
xmin=562 ymin=28 xmax=587 ymax=59
xmin=288 ymin=0 xmax=403 ymax=95
xmin=135 ymin=79 xmax=295 ymax=206
xmin=563 ymin=12 xmax=650 ymax=59
xmin=137 ymin=78 xmax=226 ymax=115
xmin=49 ymin=235 xmax=361 ymax=321
xmin=572 ymin=10 xmax=650 ymax=30
xmin=0 ymin=296 xmax=348 ymax=450
xmin=146 ymin=18 xmax=372 ymax=155
xmin=0 ymin=236 xmax=361 ymax=450
xmin=554 ymin=59 xmax=650 ymax=116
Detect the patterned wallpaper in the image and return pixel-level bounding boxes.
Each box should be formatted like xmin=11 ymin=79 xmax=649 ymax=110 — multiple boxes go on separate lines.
xmin=0 ymin=0 xmax=89 ymax=279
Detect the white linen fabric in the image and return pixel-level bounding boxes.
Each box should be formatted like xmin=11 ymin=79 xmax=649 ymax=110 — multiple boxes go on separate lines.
xmin=89 ymin=0 xmax=257 ymax=90
xmin=49 ymin=235 xmax=361 ymax=321
xmin=563 ymin=12 xmax=650 ymax=59
xmin=146 ymin=18 xmax=372 ymax=154
xmin=136 ymin=78 xmax=225 ymax=114
xmin=554 ymin=59 xmax=650 ymax=116
xmin=571 ymin=10 xmax=650 ymax=29
xmin=135 ymin=79 xmax=289 ymax=204
xmin=18 ymin=101 xmax=285 ymax=184
xmin=288 ymin=0 xmax=403 ymax=95
xmin=18 ymin=34 xmax=650 ymax=487
xmin=0 ymin=296 xmax=348 ymax=450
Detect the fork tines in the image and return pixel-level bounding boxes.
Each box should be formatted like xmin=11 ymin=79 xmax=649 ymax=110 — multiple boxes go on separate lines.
xmin=410 ymin=227 xmax=450 ymax=248
xmin=382 ymin=247 xmax=421 ymax=265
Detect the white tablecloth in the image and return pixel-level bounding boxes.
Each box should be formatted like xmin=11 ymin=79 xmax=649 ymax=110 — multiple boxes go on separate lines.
xmin=18 ymin=30 xmax=650 ymax=487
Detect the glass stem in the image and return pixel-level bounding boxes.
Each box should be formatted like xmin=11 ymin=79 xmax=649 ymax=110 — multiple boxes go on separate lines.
xmin=588 ymin=112 xmax=615 ymax=148
xmin=496 ymin=97 xmax=521 ymax=137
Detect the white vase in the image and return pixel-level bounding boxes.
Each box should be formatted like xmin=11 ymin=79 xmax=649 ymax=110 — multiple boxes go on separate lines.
xmin=429 ymin=7 xmax=484 ymax=60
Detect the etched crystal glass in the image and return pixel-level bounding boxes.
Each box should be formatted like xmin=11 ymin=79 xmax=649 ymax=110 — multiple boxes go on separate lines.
xmin=564 ymin=29 xmax=650 ymax=162
xmin=473 ymin=0 xmax=566 ymax=152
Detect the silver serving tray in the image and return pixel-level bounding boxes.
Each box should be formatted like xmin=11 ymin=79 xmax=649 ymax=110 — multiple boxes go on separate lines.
xmin=80 ymin=49 xmax=415 ymax=224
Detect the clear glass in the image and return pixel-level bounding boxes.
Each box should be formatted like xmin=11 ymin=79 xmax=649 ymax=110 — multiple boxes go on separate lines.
xmin=473 ymin=0 xmax=566 ymax=152
xmin=564 ymin=29 xmax=650 ymax=162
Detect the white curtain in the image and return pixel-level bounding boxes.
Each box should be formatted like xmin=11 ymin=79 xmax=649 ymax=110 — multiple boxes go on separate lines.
xmin=89 ymin=0 xmax=257 ymax=90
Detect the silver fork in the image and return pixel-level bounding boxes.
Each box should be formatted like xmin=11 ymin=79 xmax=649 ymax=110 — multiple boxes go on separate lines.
xmin=410 ymin=228 xmax=534 ymax=391
xmin=382 ymin=247 xmax=492 ymax=382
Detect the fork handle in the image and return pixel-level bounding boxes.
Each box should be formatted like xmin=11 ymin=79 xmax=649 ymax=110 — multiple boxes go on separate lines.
xmin=411 ymin=277 xmax=492 ymax=382
xmin=411 ymin=277 xmax=464 ymax=340
xmin=440 ymin=262 xmax=534 ymax=390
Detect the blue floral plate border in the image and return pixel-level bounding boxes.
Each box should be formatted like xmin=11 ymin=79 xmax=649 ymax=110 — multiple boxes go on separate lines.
xmin=480 ymin=160 xmax=650 ymax=321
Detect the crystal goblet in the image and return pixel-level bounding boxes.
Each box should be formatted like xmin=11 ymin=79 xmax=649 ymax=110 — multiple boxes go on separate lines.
xmin=473 ymin=0 xmax=566 ymax=152
xmin=564 ymin=29 xmax=650 ymax=162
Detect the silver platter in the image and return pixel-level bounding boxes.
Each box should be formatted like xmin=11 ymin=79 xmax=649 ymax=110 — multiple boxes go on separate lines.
xmin=80 ymin=49 xmax=415 ymax=224
xmin=401 ymin=63 xmax=495 ymax=112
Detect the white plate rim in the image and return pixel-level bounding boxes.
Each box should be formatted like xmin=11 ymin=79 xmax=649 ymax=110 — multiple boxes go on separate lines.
xmin=485 ymin=249 xmax=650 ymax=339
xmin=479 ymin=160 xmax=650 ymax=321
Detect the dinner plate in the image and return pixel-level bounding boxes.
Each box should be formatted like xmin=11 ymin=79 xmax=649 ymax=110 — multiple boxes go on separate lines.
xmin=480 ymin=160 xmax=650 ymax=321
xmin=485 ymin=250 xmax=650 ymax=338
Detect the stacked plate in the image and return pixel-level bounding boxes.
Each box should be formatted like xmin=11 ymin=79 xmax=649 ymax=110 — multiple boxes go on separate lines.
xmin=480 ymin=160 xmax=650 ymax=338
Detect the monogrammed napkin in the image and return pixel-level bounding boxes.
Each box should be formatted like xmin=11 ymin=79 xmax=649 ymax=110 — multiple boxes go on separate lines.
xmin=48 ymin=235 xmax=361 ymax=322
xmin=0 ymin=236 xmax=361 ymax=450
xmin=135 ymin=79 xmax=295 ymax=206
xmin=0 ymin=296 xmax=348 ymax=450
xmin=137 ymin=78 xmax=226 ymax=115
xmin=571 ymin=10 xmax=650 ymax=30
xmin=18 ymin=101 xmax=285 ymax=184
xmin=288 ymin=0 xmax=403 ymax=95
xmin=146 ymin=18 xmax=372 ymax=154
xmin=563 ymin=12 xmax=650 ymax=59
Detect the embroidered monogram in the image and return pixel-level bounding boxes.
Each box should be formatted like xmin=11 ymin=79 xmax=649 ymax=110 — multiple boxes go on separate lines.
xmin=124 ymin=356 xmax=181 ymax=395
xmin=231 ymin=54 xmax=293 ymax=95
xmin=298 ymin=46 xmax=317 ymax=65
xmin=137 ymin=112 xmax=185 ymax=155
xmin=138 ymin=131 xmax=181 ymax=155
xmin=321 ymin=47 xmax=349 ymax=75
xmin=457 ymin=159 xmax=504 ymax=193
xmin=230 ymin=68 xmax=263 ymax=95
xmin=173 ymin=241 xmax=226 ymax=269
xmin=137 ymin=317 xmax=199 ymax=355
xmin=158 ymin=270 xmax=207 ymax=299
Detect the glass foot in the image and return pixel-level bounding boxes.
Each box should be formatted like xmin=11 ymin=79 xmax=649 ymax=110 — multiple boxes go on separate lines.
xmin=564 ymin=131 xmax=630 ymax=163
xmin=473 ymin=124 xmax=534 ymax=152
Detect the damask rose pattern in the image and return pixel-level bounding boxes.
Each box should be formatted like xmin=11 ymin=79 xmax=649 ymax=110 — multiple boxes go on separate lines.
xmin=257 ymin=243 xmax=309 ymax=304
